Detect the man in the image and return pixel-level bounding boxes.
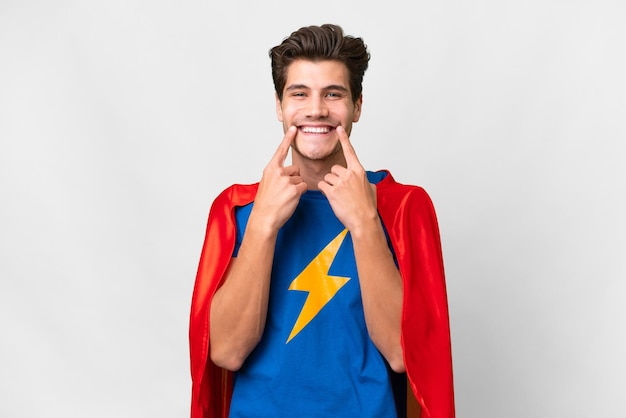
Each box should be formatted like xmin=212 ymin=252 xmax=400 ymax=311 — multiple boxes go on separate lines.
xmin=190 ymin=24 xmax=454 ymax=418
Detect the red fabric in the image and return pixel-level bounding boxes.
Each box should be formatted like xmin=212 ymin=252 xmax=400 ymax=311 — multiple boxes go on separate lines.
xmin=189 ymin=171 xmax=455 ymax=418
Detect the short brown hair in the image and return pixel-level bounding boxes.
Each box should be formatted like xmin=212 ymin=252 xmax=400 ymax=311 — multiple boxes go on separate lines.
xmin=269 ymin=24 xmax=370 ymax=103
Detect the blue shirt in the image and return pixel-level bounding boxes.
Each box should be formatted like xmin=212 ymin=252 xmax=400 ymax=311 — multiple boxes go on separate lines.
xmin=229 ymin=171 xmax=396 ymax=418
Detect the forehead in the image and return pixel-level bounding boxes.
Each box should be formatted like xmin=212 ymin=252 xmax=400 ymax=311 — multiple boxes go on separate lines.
xmin=284 ymin=59 xmax=350 ymax=89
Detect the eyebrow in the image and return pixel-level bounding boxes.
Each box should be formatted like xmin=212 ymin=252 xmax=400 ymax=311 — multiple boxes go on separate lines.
xmin=285 ymin=84 xmax=349 ymax=93
xmin=285 ymin=84 xmax=309 ymax=92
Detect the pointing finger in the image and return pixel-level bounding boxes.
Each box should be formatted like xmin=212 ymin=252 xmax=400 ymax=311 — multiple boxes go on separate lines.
xmin=271 ymin=125 xmax=297 ymax=167
xmin=337 ymin=126 xmax=361 ymax=169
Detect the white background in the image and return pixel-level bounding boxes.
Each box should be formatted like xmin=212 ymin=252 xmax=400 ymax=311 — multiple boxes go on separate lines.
xmin=1 ymin=1 xmax=624 ymax=417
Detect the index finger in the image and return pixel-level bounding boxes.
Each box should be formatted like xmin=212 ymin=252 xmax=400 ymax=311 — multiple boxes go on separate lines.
xmin=270 ymin=125 xmax=297 ymax=167
xmin=337 ymin=126 xmax=362 ymax=169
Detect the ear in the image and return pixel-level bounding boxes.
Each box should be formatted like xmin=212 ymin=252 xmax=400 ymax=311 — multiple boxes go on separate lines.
xmin=275 ymin=93 xmax=284 ymax=122
xmin=352 ymin=94 xmax=363 ymax=123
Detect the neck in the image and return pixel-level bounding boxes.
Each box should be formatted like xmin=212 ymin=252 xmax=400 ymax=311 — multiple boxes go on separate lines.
xmin=291 ymin=153 xmax=347 ymax=191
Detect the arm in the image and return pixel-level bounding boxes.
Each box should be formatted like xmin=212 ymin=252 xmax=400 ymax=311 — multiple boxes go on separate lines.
xmin=208 ymin=225 xmax=276 ymax=371
xmin=318 ymin=126 xmax=405 ymax=373
xmin=209 ymin=126 xmax=307 ymax=371
xmin=350 ymin=210 xmax=405 ymax=373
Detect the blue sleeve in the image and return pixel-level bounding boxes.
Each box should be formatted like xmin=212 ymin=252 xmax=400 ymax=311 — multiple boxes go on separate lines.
xmin=232 ymin=203 xmax=253 ymax=257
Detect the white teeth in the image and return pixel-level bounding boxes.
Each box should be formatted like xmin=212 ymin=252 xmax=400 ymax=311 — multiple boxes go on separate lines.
xmin=301 ymin=126 xmax=330 ymax=134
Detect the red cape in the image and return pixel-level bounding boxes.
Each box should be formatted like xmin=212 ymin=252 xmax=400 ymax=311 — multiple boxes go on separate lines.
xmin=189 ymin=171 xmax=455 ymax=418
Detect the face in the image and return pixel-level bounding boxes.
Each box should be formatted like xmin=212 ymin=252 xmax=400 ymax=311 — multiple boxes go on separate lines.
xmin=276 ymin=59 xmax=362 ymax=162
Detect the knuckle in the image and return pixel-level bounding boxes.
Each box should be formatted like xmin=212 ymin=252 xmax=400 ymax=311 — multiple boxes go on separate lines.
xmin=287 ymin=186 xmax=301 ymax=199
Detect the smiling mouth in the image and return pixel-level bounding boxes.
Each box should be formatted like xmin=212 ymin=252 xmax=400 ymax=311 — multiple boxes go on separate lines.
xmin=299 ymin=126 xmax=333 ymax=134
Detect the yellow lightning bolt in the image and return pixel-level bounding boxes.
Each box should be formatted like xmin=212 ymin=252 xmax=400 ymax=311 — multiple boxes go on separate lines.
xmin=286 ymin=229 xmax=350 ymax=343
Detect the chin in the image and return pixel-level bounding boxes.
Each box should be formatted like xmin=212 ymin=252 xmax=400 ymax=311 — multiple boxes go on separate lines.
xmin=293 ymin=147 xmax=330 ymax=161
xmin=293 ymin=140 xmax=341 ymax=161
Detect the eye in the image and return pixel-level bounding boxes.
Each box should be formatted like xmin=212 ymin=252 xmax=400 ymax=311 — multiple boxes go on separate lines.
xmin=326 ymin=91 xmax=343 ymax=99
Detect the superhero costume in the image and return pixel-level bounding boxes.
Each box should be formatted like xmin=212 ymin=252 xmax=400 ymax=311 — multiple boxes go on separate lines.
xmin=228 ymin=171 xmax=397 ymax=417
xmin=189 ymin=170 xmax=455 ymax=418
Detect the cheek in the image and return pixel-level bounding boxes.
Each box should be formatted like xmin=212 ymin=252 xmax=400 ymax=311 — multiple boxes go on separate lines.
xmin=281 ymin=108 xmax=299 ymax=123
xmin=277 ymin=100 xmax=298 ymax=123
xmin=335 ymin=106 xmax=355 ymax=122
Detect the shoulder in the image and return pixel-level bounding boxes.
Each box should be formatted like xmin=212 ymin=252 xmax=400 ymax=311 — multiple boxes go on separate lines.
xmin=211 ymin=183 xmax=259 ymax=209
xmin=375 ymin=170 xmax=434 ymax=209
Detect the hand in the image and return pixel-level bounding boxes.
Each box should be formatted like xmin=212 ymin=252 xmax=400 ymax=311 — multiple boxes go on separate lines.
xmin=251 ymin=126 xmax=308 ymax=231
xmin=318 ymin=126 xmax=378 ymax=232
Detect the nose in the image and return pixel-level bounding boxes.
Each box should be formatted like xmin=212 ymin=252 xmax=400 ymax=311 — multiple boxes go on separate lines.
xmin=306 ymin=94 xmax=329 ymax=118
